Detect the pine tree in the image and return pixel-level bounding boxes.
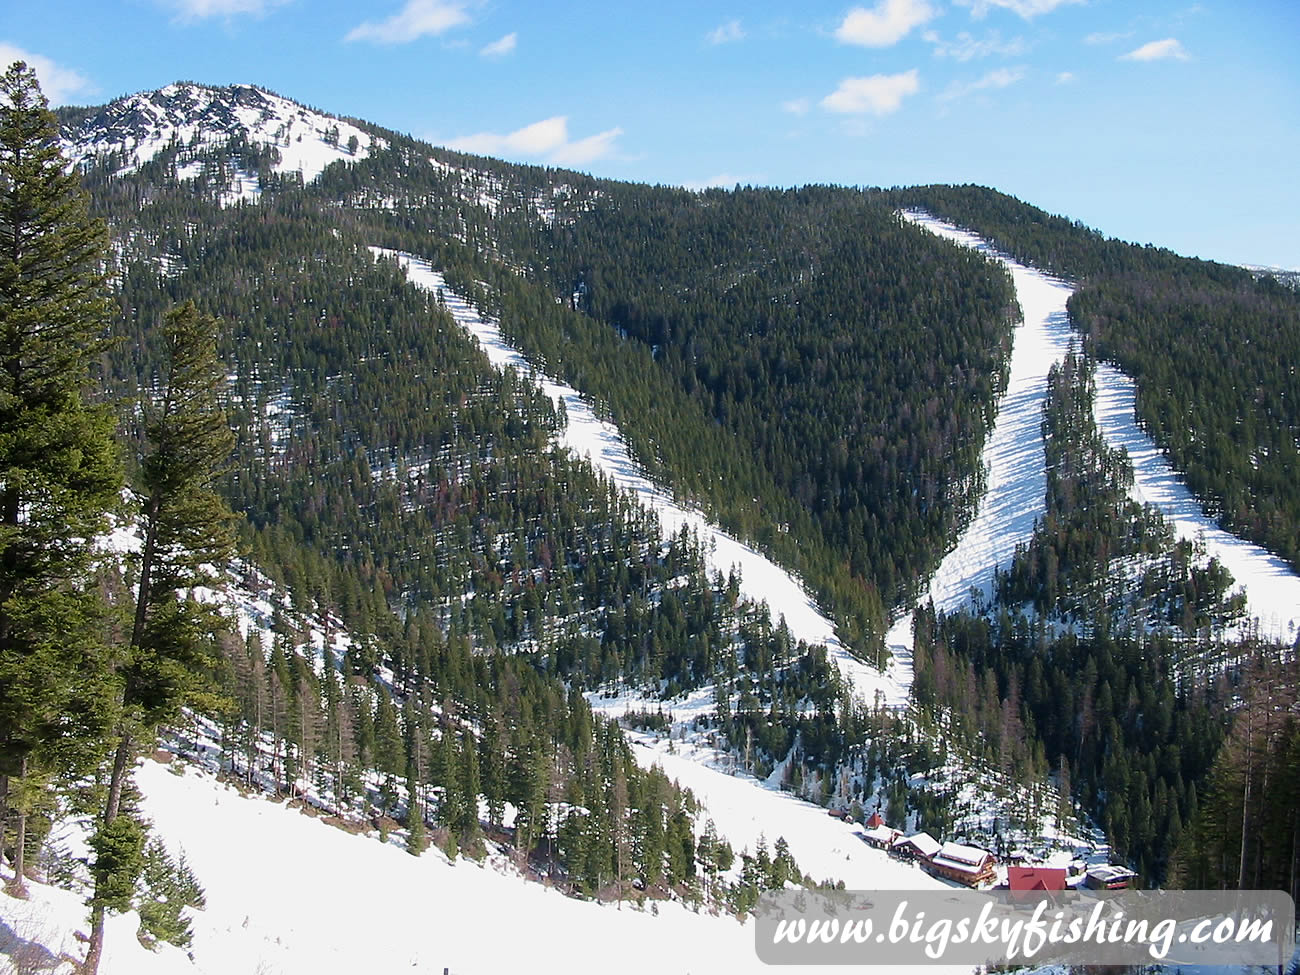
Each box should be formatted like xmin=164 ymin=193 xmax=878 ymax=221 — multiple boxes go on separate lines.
xmin=436 ymin=724 xmax=462 ymax=832
xmin=0 ymin=61 xmax=121 ymax=896
xmin=458 ymin=727 xmax=481 ymax=842
xmin=86 ymin=302 xmax=236 ymax=972
xmin=481 ymin=710 xmax=507 ymax=829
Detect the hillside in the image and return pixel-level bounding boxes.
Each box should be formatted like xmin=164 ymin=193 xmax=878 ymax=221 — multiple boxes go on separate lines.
xmin=4 ymin=64 xmax=1300 ymax=974
xmin=64 ymin=81 xmax=1020 ymax=659
xmin=889 ymin=184 xmax=1300 ymax=573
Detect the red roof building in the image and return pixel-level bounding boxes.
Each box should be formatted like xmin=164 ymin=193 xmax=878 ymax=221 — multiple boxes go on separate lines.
xmin=1007 ymin=866 xmax=1068 ymax=896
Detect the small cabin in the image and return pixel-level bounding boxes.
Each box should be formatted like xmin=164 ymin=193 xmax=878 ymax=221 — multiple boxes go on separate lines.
xmin=1007 ymin=866 xmax=1068 ymax=895
xmin=865 ymin=811 xmax=886 ymax=829
xmin=924 ymin=841 xmax=997 ymax=888
xmin=892 ymin=831 xmax=942 ymax=862
xmin=1083 ymin=864 xmax=1138 ymax=890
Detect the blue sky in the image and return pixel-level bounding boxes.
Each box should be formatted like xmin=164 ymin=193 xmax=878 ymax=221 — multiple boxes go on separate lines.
xmin=4 ymin=0 xmax=1297 ymax=267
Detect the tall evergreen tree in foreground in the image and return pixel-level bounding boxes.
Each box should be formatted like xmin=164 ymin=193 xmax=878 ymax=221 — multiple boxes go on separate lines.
xmin=85 ymin=301 xmax=237 ymax=972
xmin=0 ymin=61 xmax=121 ymax=896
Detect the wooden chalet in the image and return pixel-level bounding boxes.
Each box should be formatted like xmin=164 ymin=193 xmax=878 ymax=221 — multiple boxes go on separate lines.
xmin=862 ymin=823 xmax=901 ymax=850
xmin=891 ymin=831 xmax=942 ymax=862
xmin=924 ymin=841 xmax=996 ymax=888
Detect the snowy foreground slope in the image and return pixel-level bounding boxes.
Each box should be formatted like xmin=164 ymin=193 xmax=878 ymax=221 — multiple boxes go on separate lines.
xmin=374 ymin=248 xmax=913 ymax=708
xmin=1 ymin=756 xmax=969 ymax=975
xmin=896 ymin=211 xmax=1300 ymax=644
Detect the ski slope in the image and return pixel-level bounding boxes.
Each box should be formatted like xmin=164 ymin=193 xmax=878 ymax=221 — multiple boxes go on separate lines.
xmin=4 ymin=756 xmax=951 ymax=975
xmin=374 ymin=248 xmax=910 ymax=707
xmin=896 ymin=211 xmax=1300 ymax=644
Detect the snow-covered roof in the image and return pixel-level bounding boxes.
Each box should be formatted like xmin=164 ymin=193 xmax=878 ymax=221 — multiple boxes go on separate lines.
xmin=1085 ymin=864 xmax=1137 ymax=884
xmin=935 ymin=841 xmax=991 ymax=867
xmin=863 ymin=825 xmax=900 ymax=844
xmin=895 ymin=832 xmax=942 ymax=858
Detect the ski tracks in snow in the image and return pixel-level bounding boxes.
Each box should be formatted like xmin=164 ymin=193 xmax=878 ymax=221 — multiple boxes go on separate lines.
xmin=899 ymin=211 xmax=1300 ymax=645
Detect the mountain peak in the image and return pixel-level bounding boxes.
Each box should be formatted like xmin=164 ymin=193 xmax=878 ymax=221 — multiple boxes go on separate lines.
xmin=61 ymin=81 xmax=385 ymax=184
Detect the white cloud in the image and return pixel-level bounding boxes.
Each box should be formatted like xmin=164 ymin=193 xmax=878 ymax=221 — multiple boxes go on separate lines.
xmin=346 ymin=0 xmax=470 ymax=44
xmin=1083 ymin=30 xmax=1132 ymax=45
xmin=1121 ymin=38 xmax=1189 ymax=61
xmin=447 ymin=116 xmax=622 ymax=166
xmin=835 ymin=0 xmax=936 ymax=48
xmin=549 ymin=127 xmax=624 ymax=166
xmin=160 ymin=0 xmax=285 ymax=18
xmin=923 ymin=29 xmax=1027 ymax=60
xmin=956 ymin=0 xmax=1082 ymax=20
xmin=821 ymin=70 xmax=920 ymax=115
xmin=1055 ymin=70 xmax=1076 ymax=84
xmin=781 ymin=97 xmax=811 ymax=115
xmin=480 ymin=32 xmax=517 ymax=57
xmin=0 ymin=43 xmax=94 ymax=105
xmin=706 ymin=19 xmax=746 ymax=45
xmin=937 ymin=65 xmax=1025 ymax=101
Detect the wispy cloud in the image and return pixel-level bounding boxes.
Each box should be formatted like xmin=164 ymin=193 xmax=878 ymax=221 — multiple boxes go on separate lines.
xmin=781 ymin=97 xmax=811 ymax=116
xmin=706 ymin=19 xmax=745 ymax=45
xmin=1055 ymin=70 xmax=1076 ymax=84
xmin=821 ymin=70 xmax=921 ymax=115
xmin=1083 ymin=30 xmax=1132 ymax=45
xmin=447 ymin=116 xmax=623 ymax=166
xmin=0 ymin=43 xmax=94 ymax=105
xmin=835 ymin=0 xmax=936 ymax=48
xmin=923 ymin=29 xmax=1027 ymax=60
xmin=550 ymin=127 xmax=624 ymax=166
xmin=1121 ymin=38 xmax=1190 ymax=61
xmin=159 ymin=0 xmax=286 ymax=19
xmin=345 ymin=0 xmax=470 ymax=44
xmin=937 ymin=65 xmax=1026 ymax=101
xmin=480 ymin=32 xmax=517 ymax=57
xmin=956 ymin=0 xmax=1082 ymax=20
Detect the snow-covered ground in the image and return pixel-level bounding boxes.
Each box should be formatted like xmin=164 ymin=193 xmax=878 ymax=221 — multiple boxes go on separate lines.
xmin=587 ymin=685 xmax=945 ymax=889
xmin=899 ymin=211 xmax=1300 ymax=644
xmin=0 ymin=756 xmax=961 ymax=975
xmin=374 ymin=248 xmax=910 ymax=708
xmin=1093 ymin=363 xmax=1300 ymax=642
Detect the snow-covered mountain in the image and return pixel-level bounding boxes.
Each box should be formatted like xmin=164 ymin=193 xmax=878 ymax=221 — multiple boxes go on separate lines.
xmin=61 ymin=82 xmax=383 ymax=186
